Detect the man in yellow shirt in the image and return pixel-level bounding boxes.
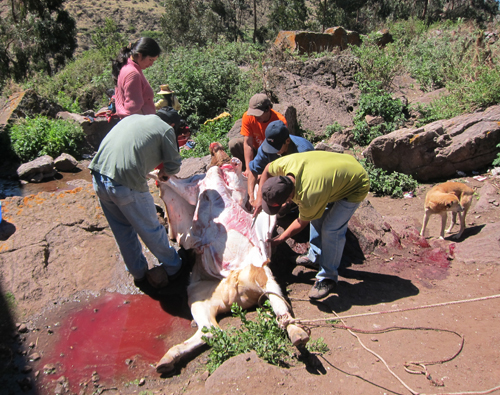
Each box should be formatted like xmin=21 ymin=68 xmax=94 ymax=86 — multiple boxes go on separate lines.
xmin=254 ymin=151 xmax=370 ymax=299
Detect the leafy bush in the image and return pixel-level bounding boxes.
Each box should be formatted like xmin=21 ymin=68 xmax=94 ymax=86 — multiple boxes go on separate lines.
xmin=493 ymin=143 xmax=500 ymax=166
xmin=351 ymin=81 xmax=406 ymax=146
xmin=181 ymin=114 xmax=233 ymax=159
xmin=325 ymin=122 xmax=343 ymax=139
xmin=350 ymin=32 xmax=403 ymax=89
xmin=201 ymin=302 xmax=293 ymax=373
xmin=360 ymin=159 xmax=419 ymax=198
xmin=352 ymin=122 xmax=385 ymax=147
xmin=9 ymin=116 xmax=86 ymax=162
xmin=145 ymin=41 xmax=263 ymax=127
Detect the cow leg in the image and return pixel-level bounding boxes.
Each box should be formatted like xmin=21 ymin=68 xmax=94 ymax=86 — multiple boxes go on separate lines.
xmin=156 ymin=280 xmax=222 ymax=374
xmin=255 ymin=266 xmax=310 ymax=347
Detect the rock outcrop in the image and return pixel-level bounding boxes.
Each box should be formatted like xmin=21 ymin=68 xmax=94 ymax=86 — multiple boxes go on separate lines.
xmin=274 ymin=27 xmax=361 ymax=54
xmin=264 ymin=56 xmax=360 ymax=136
xmin=362 ymin=105 xmax=500 ymax=181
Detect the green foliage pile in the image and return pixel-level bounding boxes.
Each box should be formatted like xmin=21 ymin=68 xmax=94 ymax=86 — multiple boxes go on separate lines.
xmin=360 ymin=159 xmax=419 ymax=198
xmin=201 ymin=302 xmax=293 ymax=373
xmin=8 ymin=116 xmax=86 ymax=163
xmin=181 ymin=115 xmax=234 ymax=159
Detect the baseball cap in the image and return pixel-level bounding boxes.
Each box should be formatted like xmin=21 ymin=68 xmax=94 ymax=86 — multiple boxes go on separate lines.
xmin=261 ymin=120 xmax=289 ymax=154
xmin=247 ymin=93 xmax=271 ymax=117
xmin=261 ymin=176 xmax=294 ymax=215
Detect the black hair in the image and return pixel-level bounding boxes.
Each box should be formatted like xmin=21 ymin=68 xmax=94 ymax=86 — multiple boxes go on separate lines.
xmin=111 ymin=37 xmax=161 ymax=85
xmin=161 ymin=93 xmax=175 ymax=107
xmin=157 ymin=107 xmax=181 ymax=134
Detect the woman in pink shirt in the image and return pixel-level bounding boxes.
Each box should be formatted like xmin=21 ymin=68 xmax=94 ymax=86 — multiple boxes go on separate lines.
xmin=111 ymin=37 xmax=161 ymax=118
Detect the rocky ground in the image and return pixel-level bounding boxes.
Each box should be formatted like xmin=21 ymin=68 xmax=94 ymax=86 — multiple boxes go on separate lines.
xmin=1 ymin=160 xmax=500 ymax=395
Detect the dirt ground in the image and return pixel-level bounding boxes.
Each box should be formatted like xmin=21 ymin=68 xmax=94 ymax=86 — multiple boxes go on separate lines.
xmin=1 ymin=165 xmax=500 ymax=395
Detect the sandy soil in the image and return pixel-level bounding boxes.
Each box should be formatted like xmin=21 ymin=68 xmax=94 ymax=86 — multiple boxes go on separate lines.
xmin=1 ymin=166 xmax=500 ymax=395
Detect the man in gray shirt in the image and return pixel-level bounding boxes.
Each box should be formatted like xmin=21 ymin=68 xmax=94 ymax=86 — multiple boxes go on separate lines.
xmin=89 ymin=110 xmax=188 ymax=293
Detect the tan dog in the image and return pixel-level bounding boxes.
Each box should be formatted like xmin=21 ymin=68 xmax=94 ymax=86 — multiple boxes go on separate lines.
xmin=420 ymin=181 xmax=474 ymax=240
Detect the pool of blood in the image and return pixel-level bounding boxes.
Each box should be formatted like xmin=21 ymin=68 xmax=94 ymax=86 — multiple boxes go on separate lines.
xmin=37 ymin=293 xmax=192 ymax=392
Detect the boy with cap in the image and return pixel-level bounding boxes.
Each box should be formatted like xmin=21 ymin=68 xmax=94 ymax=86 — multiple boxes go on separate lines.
xmin=247 ymin=120 xmax=314 ymax=205
xmin=254 ymin=151 xmax=370 ymax=299
xmin=228 ymin=93 xmax=287 ymax=176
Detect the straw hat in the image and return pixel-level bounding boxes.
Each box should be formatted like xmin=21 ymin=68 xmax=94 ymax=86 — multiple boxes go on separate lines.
xmin=157 ymin=84 xmax=174 ymax=95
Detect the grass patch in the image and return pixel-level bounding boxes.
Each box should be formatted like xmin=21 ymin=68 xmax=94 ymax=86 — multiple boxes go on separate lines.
xmin=201 ymin=301 xmax=294 ymax=373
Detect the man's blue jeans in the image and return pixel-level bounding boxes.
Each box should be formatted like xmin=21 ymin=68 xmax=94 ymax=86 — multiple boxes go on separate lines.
xmin=92 ymin=172 xmax=181 ymax=280
xmin=306 ymin=199 xmax=360 ymax=282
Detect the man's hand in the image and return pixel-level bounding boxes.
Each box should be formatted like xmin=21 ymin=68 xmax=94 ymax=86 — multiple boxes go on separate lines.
xmin=157 ymin=167 xmax=170 ymax=182
xmin=253 ymin=200 xmax=262 ymax=217
xmin=269 ymin=235 xmax=285 ymax=247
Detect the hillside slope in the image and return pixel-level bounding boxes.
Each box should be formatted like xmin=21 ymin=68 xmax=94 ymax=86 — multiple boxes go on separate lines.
xmin=64 ymin=0 xmax=164 ymax=52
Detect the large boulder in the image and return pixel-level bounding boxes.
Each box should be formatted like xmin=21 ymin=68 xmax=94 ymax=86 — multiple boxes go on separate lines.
xmin=264 ymin=56 xmax=360 ymax=137
xmin=16 ymin=155 xmax=56 ymax=182
xmin=362 ymin=105 xmax=500 ymax=181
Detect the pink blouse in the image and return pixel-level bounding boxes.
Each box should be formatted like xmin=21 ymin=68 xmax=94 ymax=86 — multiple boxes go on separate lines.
xmin=115 ymin=58 xmax=155 ymax=118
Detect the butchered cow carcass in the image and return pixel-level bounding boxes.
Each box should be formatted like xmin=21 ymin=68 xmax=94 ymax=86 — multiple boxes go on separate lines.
xmin=152 ymin=155 xmax=310 ymax=374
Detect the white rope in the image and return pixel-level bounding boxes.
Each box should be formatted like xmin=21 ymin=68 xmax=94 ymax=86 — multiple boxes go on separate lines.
xmin=290 ymin=293 xmax=500 ymax=325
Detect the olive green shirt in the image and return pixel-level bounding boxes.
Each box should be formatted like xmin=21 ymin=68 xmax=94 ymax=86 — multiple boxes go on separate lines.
xmin=267 ymin=151 xmax=370 ymax=221
xmin=89 ymin=114 xmax=181 ymax=192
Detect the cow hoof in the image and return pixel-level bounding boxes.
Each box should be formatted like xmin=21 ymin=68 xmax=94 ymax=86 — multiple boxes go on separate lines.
xmin=156 ymin=356 xmax=176 ymax=374
xmin=287 ymin=324 xmax=310 ymax=347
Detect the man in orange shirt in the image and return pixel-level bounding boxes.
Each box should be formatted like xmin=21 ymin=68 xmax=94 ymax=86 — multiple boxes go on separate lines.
xmin=229 ymin=93 xmax=287 ymax=177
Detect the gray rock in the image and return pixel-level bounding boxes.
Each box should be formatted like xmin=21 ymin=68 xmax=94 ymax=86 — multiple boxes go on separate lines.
xmin=314 ymin=142 xmax=344 ymax=153
xmin=57 ymin=110 xmax=119 ymax=152
xmin=17 ymin=155 xmax=56 ymax=182
xmin=362 ymin=105 xmax=500 ymax=181
xmin=54 ymin=153 xmax=79 ymax=172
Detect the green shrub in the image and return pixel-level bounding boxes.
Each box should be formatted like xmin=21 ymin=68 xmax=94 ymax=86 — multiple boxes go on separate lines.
xmin=350 ymin=32 xmax=403 ymax=89
xmin=351 ymin=81 xmax=406 ymax=146
xmin=9 ymin=116 xmax=86 ymax=162
xmin=360 ymin=159 xmax=419 ymax=198
xmin=352 ymin=122 xmax=385 ymax=146
xmin=493 ymin=143 xmax=500 ymax=166
xmin=325 ymin=122 xmax=343 ymax=139
xmin=181 ymin=114 xmax=233 ymax=159
xmin=56 ymin=91 xmax=82 ymax=113
xmin=202 ymin=301 xmax=293 ymax=373
xmin=145 ymin=41 xmax=262 ymax=127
